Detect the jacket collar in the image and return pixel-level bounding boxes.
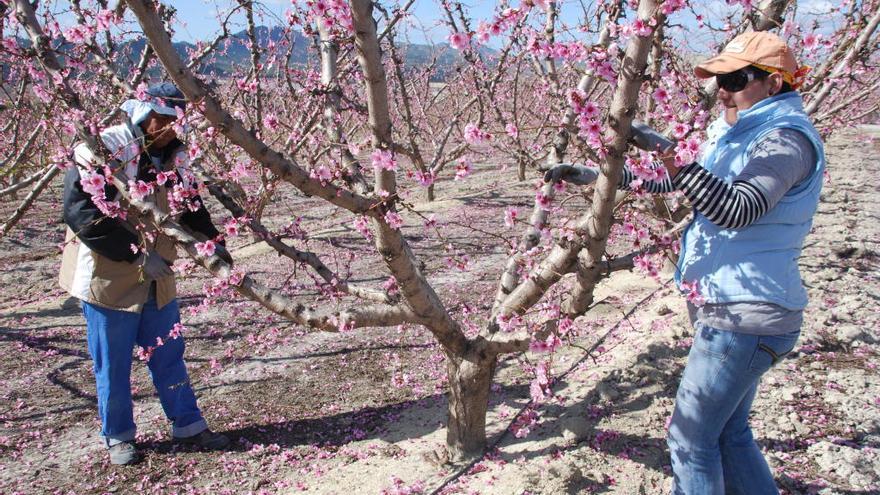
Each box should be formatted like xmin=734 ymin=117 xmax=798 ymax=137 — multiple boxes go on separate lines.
xmin=727 ymin=92 xmax=805 ymax=136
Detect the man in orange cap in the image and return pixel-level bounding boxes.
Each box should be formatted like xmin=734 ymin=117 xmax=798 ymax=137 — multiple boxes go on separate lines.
xmin=545 ymin=31 xmax=823 ymax=495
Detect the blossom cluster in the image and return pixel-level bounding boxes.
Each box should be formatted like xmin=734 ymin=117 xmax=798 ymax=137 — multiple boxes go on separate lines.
xmin=463 ymin=123 xmax=493 ymax=145
xmin=79 ymin=169 xmax=126 ymax=220
xmin=305 ymin=0 xmax=353 ymax=35
xmin=371 ymin=149 xmax=398 ymax=172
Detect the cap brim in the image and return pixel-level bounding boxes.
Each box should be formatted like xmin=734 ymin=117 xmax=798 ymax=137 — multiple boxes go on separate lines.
xmin=150 ymin=104 xmax=179 ymax=118
xmin=694 ymin=55 xmax=751 ymax=78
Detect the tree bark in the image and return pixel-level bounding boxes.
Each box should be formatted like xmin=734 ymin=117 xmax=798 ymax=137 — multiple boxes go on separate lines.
xmin=565 ymin=0 xmax=661 ymax=316
xmin=446 ymin=351 xmax=497 ymax=460
xmin=491 ymin=2 xmax=623 ymax=313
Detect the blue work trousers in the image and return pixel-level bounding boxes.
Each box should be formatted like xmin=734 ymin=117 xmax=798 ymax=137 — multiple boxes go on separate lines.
xmin=668 ymin=324 xmax=800 ymax=495
xmin=82 ymin=296 xmax=206 ymax=446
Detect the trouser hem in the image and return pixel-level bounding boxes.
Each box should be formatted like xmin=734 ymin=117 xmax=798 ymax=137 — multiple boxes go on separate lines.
xmin=103 ymin=428 xmax=136 ymax=447
xmin=172 ymin=418 xmax=208 ymax=439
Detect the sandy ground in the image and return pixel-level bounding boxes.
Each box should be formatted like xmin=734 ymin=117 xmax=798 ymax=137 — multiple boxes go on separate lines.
xmin=0 ymin=127 xmax=877 ymax=494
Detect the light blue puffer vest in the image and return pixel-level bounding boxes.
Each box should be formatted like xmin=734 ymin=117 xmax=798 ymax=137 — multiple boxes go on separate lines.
xmin=675 ymin=92 xmax=825 ymax=310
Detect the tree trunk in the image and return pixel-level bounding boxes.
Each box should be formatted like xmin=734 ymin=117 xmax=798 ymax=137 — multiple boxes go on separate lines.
xmin=427 ymin=183 xmax=435 ymax=202
xmin=446 ymin=351 xmax=497 ymax=461
xmin=517 ymin=159 xmax=526 ymax=181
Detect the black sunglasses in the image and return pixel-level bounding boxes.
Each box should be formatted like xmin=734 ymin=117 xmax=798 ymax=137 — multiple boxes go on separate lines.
xmin=716 ymin=67 xmax=758 ymax=92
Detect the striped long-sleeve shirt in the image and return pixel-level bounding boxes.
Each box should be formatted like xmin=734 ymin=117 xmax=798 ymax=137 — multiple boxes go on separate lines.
xmin=619 ymin=128 xmax=815 ymax=229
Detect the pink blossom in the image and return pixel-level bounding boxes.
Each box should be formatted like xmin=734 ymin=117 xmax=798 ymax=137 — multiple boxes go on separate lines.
xmin=675 ymin=137 xmax=702 ymax=166
xmin=155 ymin=170 xmax=176 ymax=186
xmin=168 ymin=322 xmax=185 ymax=339
xmin=528 ymin=361 xmax=553 ymax=403
xmin=510 ymin=408 xmax=539 ymax=438
xmin=370 ymin=149 xmax=397 ymax=172
xmin=95 ymin=9 xmax=119 ymax=31
xmin=535 ymin=190 xmax=552 ymax=211
xmin=80 ymin=171 xmax=106 ymax=198
xmin=380 ymin=476 xmax=426 ymax=495
xmin=463 ymin=123 xmax=492 ymax=145
xmin=384 ymin=211 xmax=404 ymax=229
xmin=127 ymin=179 xmax=154 ymax=201
xmin=579 ymin=118 xmax=603 ymax=138
xmin=803 ymin=33 xmax=822 ymax=51
xmin=224 ymin=218 xmax=241 ymax=237
xmin=582 ymin=101 xmax=600 ymax=119
xmin=423 ymin=214 xmax=437 ymax=229
xmin=505 ymin=123 xmax=519 ymax=139
xmin=454 ymin=158 xmax=472 ymax=180
xmin=63 ymin=25 xmax=90 ymax=44
xmin=558 ymin=317 xmax=574 ymax=336
xmin=661 ymin=0 xmax=687 ymax=15
xmin=32 ymin=84 xmax=52 ymax=103
xmin=672 ymin=122 xmax=691 ymax=139
xmin=495 ymin=313 xmax=523 ymax=332
xmin=448 ymin=32 xmax=470 ymax=51
xmin=313 ymin=164 xmax=333 ymax=182
xmin=652 ymin=87 xmax=669 ymax=103
xmin=390 ymin=373 xmax=410 ymax=388
xmin=195 ymin=240 xmax=216 ymax=257
xmin=504 ymin=206 xmax=519 ymax=228
xmin=631 ymin=19 xmax=653 ymax=37
xmin=229 ymin=160 xmax=251 ymax=181
xmin=263 ymin=114 xmax=279 ymax=130
xmin=353 ymin=215 xmax=373 ymax=240
xmin=226 ymin=269 xmax=244 ymax=286
xmin=634 ymin=254 xmax=659 ymax=278
xmin=529 ymin=334 xmax=562 ymax=353
xmin=134 ymin=82 xmax=149 ymax=101
xmin=137 ymin=346 xmax=155 ymax=362
xmin=415 ymin=170 xmax=435 ymax=186
xmin=681 ymin=279 xmax=706 ymax=306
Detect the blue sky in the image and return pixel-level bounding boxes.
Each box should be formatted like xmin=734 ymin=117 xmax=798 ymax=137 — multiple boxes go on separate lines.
xmin=35 ymin=0 xmax=840 ymax=53
xmin=170 ymin=0 xmax=498 ymax=44
xmin=165 ymin=0 xmax=837 ymax=50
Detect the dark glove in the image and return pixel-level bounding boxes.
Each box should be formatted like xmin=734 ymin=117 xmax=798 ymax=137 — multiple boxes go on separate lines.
xmin=140 ymin=250 xmax=173 ymax=279
xmin=630 ymin=121 xmax=675 ymax=151
xmin=543 ymin=163 xmax=600 ymax=185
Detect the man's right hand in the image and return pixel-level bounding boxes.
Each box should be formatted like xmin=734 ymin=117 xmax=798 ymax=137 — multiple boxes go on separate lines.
xmin=140 ymin=250 xmax=173 ymax=279
xmin=543 ymin=164 xmax=600 ymax=186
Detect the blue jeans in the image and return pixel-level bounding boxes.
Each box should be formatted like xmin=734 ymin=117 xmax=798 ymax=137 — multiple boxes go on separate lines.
xmin=82 ymin=296 xmax=206 ymax=446
xmin=668 ymin=324 xmax=800 ymax=495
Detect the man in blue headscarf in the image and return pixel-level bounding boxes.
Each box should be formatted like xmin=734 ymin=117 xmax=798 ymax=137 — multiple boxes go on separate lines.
xmin=60 ymin=83 xmax=230 ymax=465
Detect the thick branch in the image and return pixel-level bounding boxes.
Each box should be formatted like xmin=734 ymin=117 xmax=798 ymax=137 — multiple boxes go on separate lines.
xmin=491 ymin=2 xmax=623 ymax=314
xmin=347 ymin=0 xmax=470 ymax=355
xmin=565 ymin=0 xmax=661 ymax=316
xmin=124 ymin=0 xmax=374 ymax=215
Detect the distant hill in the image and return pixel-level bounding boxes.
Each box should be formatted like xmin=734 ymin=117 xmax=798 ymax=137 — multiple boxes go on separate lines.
xmin=106 ymin=26 xmax=488 ymax=81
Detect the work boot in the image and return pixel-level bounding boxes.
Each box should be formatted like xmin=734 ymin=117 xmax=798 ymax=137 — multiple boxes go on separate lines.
xmin=108 ymin=441 xmax=141 ymax=465
xmin=174 ymin=429 xmax=230 ymax=450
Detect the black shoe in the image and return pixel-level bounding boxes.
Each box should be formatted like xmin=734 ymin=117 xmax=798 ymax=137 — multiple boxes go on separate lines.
xmin=174 ymin=429 xmax=230 ymax=450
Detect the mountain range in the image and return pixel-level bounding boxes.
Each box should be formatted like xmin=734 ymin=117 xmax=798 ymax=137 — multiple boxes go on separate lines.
xmin=113 ymin=25 xmax=478 ymax=81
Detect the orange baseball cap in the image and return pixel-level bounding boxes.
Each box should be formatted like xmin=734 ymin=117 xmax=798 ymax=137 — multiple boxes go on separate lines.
xmin=694 ymin=31 xmax=799 ymax=79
